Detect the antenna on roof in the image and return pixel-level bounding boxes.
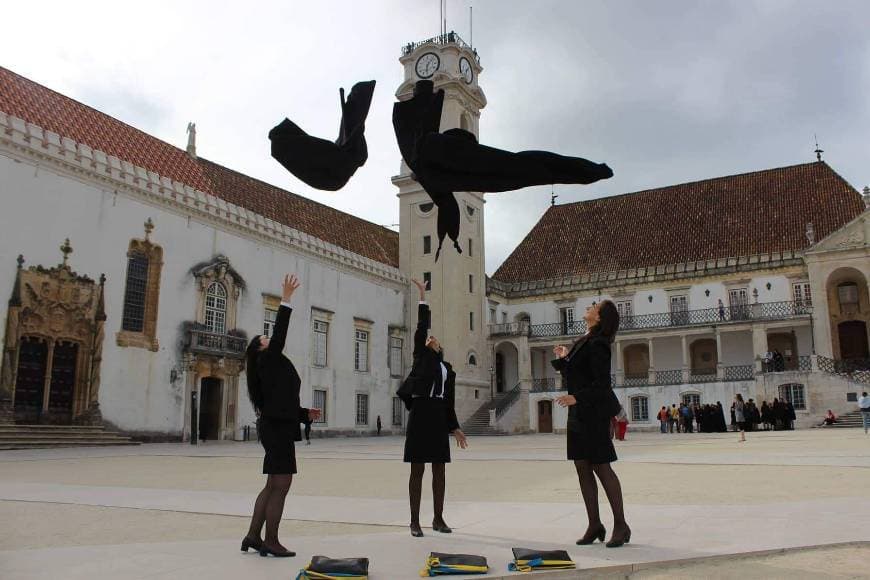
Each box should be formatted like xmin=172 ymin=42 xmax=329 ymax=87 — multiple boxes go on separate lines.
xmin=550 ymin=186 xmax=558 ymax=206
xmin=813 ymin=134 xmax=824 ymax=162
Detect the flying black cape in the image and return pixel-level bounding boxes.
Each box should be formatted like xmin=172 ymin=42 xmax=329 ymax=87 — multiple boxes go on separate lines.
xmin=269 ymin=80 xmax=376 ymax=191
xmin=393 ymin=80 xmax=613 ymax=258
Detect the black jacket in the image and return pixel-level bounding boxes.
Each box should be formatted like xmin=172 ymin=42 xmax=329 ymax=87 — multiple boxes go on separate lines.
xmin=551 ymin=331 xmax=619 ymax=427
xmin=397 ymin=303 xmax=460 ymax=431
xmin=257 ymin=305 xmax=310 ymax=438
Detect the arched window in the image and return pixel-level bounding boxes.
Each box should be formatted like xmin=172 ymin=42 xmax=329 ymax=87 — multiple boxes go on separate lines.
xmin=630 ymin=396 xmax=649 ymax=422
xmin=121 ymin=252 xmax=149 ymax=333
xmin=116 ymin=221 xmax=163 ymax=352
xmin=468 ymin=353 xmax=477 ymax=366
xmin=205 ymin=282 xmax=227 ymax=334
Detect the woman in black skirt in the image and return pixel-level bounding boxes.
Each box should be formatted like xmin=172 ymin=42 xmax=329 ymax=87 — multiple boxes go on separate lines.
xmin=242 ymin=274 xmax=321 ymax=557
xmin=397 ymin=278 xmax=468 ymax=538
xmin=553 ymin=300 xmax=630 ymax=548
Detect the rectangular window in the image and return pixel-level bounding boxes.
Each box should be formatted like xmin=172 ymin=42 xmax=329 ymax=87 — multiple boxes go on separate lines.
xmin=469 ymin=274 xmax=474 ymax=293
xmin=392 ymin=396 xmax=403 ymax=426
xmin=313 ymin=320 xmax=328 ymax=367
xmin=423 ymin=235 xmax=432 ymax=255
xmin=354 ymin=329 xmax=369 ymax=372
xmin=312 ymin=389 xmax=327 ymax=424
xmin=793 ymin=282 xmax=812 ymax=306
xmin=560 ymin=307 xmax=574 ymax=334
xmin=423 ymin=272 xmax=431 ymax=291
xmin=121 ymin=253 xmax=149 ymax=332
xmin=728 ymin=288 xmax=749 ymax=320
xmin=616 ymin=300 xmax=633 ymax=328
xmin=263 ymin=308 xmax=278 ymax=337
xmin=469 ymin=311 xmax=474 ymax=331
xmin=779 ymin=383 xmax=806 ymax=410
xmin=669 ymin=295 xmax=688 ymax=326
xmin=468 ymin=238 xmax=473 ymax=257
xmin=838 ymin=284 xmax=859 ymax=306
xmin=501 ymin=311 xmax=508 ymax=324
xmin=630 ymin=396 xmax=649 ymax=422
xmin=389 ymin=336 xmax=403 ymax=376
xmin=355 ymin=393 xmax=369 ymax=425
xmin=489 ymin=308 xmax=496 ymax=324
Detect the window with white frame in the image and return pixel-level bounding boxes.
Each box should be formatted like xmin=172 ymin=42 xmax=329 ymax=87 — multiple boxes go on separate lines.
xmin=355 ymin=393 xmax=369 ymax=425
xmin=681 ymin=393 xmax=701 ymax=407
xmin=728 ymin=288 xmax=749 ymax=320
xmin=779 ymin=383 xmax=806 ymax=410
xmin=263 ymin=307 xmax=278 ymax=337
xmin=312 ymin=389 xmax=327 ymax=424
xmin=392 ymin=396 xmax=403 ymax=426
xmin=630 ymin=396 xmax=649 ymax=422
xmin=389 ymin=336 xmax=403 ymax=377
xmin=354 ymin=329 xmax=369 ymax=372
xmin=489 ymin=308 xmax=496 ymax=324
xmin=204 ymin=282 xmax=227 ymax=334
xmin=792 ymin=282 xmax=812 ymax=307
xmin=560 ymin=307 xmax=575 ymax=333
xmin=312 ymin=320 xmax=328 ymax=367
xmin=669 ymin=295 xmax=688 ymax=325
xmin=616 ymin=300 xmax=633 ymax=327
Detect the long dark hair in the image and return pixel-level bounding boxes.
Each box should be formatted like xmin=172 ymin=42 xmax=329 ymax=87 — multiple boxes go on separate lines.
xmin=591 ymin=300 xmax=620 ymax=343
xmin=246 ymin=335 xmax=264 ymax=413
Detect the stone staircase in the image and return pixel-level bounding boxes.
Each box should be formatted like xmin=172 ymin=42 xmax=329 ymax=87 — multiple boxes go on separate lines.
xmin=819 ymin=410 xmax=867 ymax=429
xmin=0 ymin=424 xmax=139 ymax=450
xmin=461 ymin=388 xmax=522 ymax=436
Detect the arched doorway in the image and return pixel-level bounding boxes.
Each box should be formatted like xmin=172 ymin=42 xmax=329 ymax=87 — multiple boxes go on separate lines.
xmin=199 ymin=377 xmax=223 ymax=441
xmin=12 ymin=337 xmax=49 ymax=423
xmin=537 ymin=400 xmax=553 ymax=433
xmin=839 ymin=321 xmax=869 ymax=360
xmin=690 ymin=339 xmax=717 ymax=376
xmin=623 ymin=344 xmax=649 ymax=380
xmin=494 ymin=342 xmax=520 ymax=393
xmin=495 ymin=352 xmax=504 ymax=393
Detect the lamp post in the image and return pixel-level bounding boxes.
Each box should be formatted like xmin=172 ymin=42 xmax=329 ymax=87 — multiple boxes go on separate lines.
xmin=489 ymin=365 xmax=494 ymax=400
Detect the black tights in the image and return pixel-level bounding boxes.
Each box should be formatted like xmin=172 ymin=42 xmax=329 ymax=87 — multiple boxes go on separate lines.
xmin=409 ymin=463 xmax=447 ymax=525
xmin=247 ymin=474 xmax=293 ymax=549
xmin=573 ymin=460 xmax=627 ymax=533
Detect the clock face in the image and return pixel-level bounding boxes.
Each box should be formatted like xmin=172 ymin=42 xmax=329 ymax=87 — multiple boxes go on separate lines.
xmin=415 ymin=52 xmax=440 ymax=79
xmin=459 ymin=57 xmax=473 ymax=84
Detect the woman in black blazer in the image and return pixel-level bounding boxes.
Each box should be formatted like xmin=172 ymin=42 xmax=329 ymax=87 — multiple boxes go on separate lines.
xmin=552 ymin=300 xmax=630 ymax=548
xmin=397 ymin=278 xmax=468 ymax=538
xmin=242 ymin=274 xmax=321 ymax=558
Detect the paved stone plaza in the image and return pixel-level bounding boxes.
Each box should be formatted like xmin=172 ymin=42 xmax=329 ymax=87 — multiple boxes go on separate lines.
xmin=1 ymin=429 xmax=869 ymax=579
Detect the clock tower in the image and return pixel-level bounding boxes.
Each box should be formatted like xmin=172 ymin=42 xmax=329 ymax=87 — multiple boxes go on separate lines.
xmin=393 ymin=33 xmax=490 ymax=423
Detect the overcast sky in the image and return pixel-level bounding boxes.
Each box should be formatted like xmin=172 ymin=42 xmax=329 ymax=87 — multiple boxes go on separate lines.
xmin=3 ymin=0 xmax=868 ymax=274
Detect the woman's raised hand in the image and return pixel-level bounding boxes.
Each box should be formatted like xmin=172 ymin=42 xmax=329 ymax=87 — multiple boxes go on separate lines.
xmin=411 ymin=278 xmax=426 ymax=301
xmin=282 ymin=274 xmax=301 ymax=302
xmin=553 ymin=345 xmax=569 ymax=358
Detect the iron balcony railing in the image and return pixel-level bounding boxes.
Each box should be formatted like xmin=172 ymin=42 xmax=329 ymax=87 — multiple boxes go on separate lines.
xmin=655 ymin=369 xmax=683 ymax=386
xmin=531 ymin=378 xmax=559 ymax=392
xmin=186 ymin=329 xmax=247 ymax=359
xmin=489 ymin=321 xmax=530 ymax=337
xmin=724 ymin=365 xmax=754 ymax=381
xmin=495 ymin=383 xmax=522 ymax=419
xmin=623 ymin=375 xmax=649 ymax=387
xmin=817 ymin=356 xmax=870 ymax=385
xmin=401 ymin=32 xmax=480 ymax=64
xmin=524 ymin=300 xmax=812 ymax=339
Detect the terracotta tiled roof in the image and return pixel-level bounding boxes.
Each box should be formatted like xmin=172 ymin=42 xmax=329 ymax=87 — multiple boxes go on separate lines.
xmin=0 ymin=66 xmax=399 ymax=268
xmin=492 ymin=162 xmax=864 ymax=284
xmin=197 ymin=158 xmax=399 ymax=267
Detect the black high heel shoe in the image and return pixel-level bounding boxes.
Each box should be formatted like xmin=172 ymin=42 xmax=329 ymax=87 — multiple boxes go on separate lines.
xmin=576 ymin=524 xmax=606 ymax=545
xmin=240 ymin=536 xmax=263 ymax=552
xmin=432 ymin=520 xmax=452 ymax=534
xmin=605 ymin=526 xmax=631 ymax=548
xmin=258 ymin=545 xmax=296 ymax=557
xmin=410 ymin=523 xmax=424 ymax=537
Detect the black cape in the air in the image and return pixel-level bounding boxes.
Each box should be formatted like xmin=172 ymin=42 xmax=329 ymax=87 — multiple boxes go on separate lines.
xmin=393 ymin=80 xmax=614 ymax=259
xmin=269 ymin=80 xmax=376 ymax=191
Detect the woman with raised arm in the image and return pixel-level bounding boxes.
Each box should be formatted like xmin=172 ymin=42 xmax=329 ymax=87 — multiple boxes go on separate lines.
xmin=552 ymin=301 xmax=630 ymax=548
xmin=242 ymin=274 xmax=321 ymax=558
xmin=397 ymin=278 xmax=468 ymax=538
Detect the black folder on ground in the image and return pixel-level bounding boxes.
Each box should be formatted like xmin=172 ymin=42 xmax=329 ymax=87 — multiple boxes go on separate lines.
xmin=393 ymin=79 xmax=613 ymax=259
xmin=508 ymin=547 xmax=576 ymax=573
xmin=296 ymin=555 xmax=369 ymax=579
xmin=421 ymin=552 xmax=489 ymax=575
xmin=270 ymin=80 xmax=375 ymax=191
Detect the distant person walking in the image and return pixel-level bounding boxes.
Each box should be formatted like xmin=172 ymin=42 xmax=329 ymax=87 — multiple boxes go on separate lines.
xmin=377 ymin=415 xmax=382 ymax=436
xmin=860 ymin=392 xmax=870 ymax=434
xmin=734 ymin=394 xmax=747 ymax=443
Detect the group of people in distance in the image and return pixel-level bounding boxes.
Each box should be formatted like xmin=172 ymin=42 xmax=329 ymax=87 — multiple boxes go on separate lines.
xmin=239 ymin=274 xmax=632 ymax=557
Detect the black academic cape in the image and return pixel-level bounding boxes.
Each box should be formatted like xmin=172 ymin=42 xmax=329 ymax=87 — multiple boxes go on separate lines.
xmin=550 ymin=331 xmax=620 ymax=426
xmin=270 ymin=80 xmax=375 ymax=191
xmin=393 ymin=80 xmax=613 ymax=258
xmin=257 ymin=305 xmax=310 ymax=440
xmin=396 ymin=302 xmax=460 ymax=432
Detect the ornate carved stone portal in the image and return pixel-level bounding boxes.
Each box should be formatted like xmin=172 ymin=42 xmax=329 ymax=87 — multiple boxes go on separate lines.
xmin=0 ymin=241 xmax=106 ymax=425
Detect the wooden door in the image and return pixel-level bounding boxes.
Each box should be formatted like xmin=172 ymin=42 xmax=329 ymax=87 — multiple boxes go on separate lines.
xmin=538 ymin=400 xmax=553 ymax=433
xmin=839 ymin=321 xmax=869 ymax=360
xmin=13 ymin=337 xmax=48 ymax=423
xmin=199 ymin=377 xmax=223 ymax=440
xmin=47 ymin=340 xmax=78 ymax=423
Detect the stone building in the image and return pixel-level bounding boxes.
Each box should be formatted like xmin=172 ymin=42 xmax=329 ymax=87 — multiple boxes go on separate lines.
xmin=1 ymin=33 xmax=868 ymax=440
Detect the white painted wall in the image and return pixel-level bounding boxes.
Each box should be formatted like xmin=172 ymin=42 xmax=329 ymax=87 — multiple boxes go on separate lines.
xmin=0 ymin=152 xmax=405 ymax=436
